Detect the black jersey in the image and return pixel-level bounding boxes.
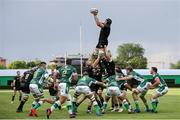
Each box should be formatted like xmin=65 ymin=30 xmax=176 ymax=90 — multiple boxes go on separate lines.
xmin=99 ymin=26 xmax=110 ymax=43
xmin=14 ymin=76 xmax=21 ymax=87
xmin=102 ymin=59 xmax=115 ymax=77
xmin=49 ymin=83 xmax=58 ymax=96
xmin=96 ymin=26 xmax=111 ymax=48
xmin=86 ymin=65 xmax=102 ymax=82
xmin=23 ymin=71 xmax=34 ymax=85
xmin=21 ymin=71 xmax=34 ymax=93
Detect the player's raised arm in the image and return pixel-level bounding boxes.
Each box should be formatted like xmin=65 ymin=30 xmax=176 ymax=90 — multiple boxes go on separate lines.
xmin=94 ymin=15 xmax=105 ymax=28
xmin=90 ymin=8 xmax=105 ymax=28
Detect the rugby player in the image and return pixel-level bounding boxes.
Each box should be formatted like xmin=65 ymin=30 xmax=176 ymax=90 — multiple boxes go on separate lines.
xmin=11 ymin=71 xmax=22 ymax=104
xmin=16 ymin=68 xmax=37 ymax=112
xmin=90 ymin=8 xmax=112 ymax=51
xmin=46 ymin=59 xmax=78 ymax=119
xmin=28 ymin=62 xmax=49 ymax=117
xmin=72 ymin=70 xmax=105 ymax=116
xmin=149 ymin=67 xmax=168 ymax=113
xmin=117 ymin=66 xmax=151 ymax=113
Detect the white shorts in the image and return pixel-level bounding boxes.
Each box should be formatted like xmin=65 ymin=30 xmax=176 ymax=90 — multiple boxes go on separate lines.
xmin=29 ymin=84 xmax=43 ymax=98
xmin=137 ymin=82 xmax=151 ymax=96
xmin=106 ymin=86 xmax=121 ymax=97
xmin=75 ymin=86 xmax=92 ymax=96
xmin=156 ymin=86 xmax=168 ymax=96
xmin=59 ymin=83 xmax=71 ymax=99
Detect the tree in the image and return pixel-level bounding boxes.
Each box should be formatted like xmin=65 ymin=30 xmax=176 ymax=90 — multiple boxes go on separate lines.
xmin=170 ymin=60 xmax=180 ymax=69
xmin=26 ymin=61 xmax=36 ymax=68
xmin=0 ymin=65 xmax=6 ymax=69
xmin=115 ymin=43 xmax=147 ymax=69
xmin=8 ymin=60 xmax=27 ymax=69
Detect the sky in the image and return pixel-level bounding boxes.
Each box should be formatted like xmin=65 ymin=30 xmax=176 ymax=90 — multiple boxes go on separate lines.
xmin=0 ymin=0 xmax=179 ymax=68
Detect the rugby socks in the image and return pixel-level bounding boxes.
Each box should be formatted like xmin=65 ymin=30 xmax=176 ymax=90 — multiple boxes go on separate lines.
xmin=102 ymin=102 xmax=107 ymax=110
xmin=11 ymin=95 xmax=15 ymax=102
xmin=144 ymin=102 xmax=149 ymax=110
xmin=123 ymin=100 xmax=129 ymax=111
xmin=51 ymin=100 xmax=61 ymax=112
xmin=66 ymin=100 xmax=73 ymax=115
xmin=134 ymin=100 xmax=140 ymax=109
xmin=32 ymin=101 xmax=37 ymax=108
xmin=33 ymin=101 xmax=43 ymax=110
xmin=17 ymin=101 xmax=26 ymax=111
xmin=151 ymin=99 xmax=157 ymax=112
xmin=119 ymin=103 xmax=123 ymax=108
xmin=91 ymin=95 xmax=101 ymax=114
xmin=19 ymin=95 xmax=22 ymax=101
xmin=87 ymin=105 xmax=92 ymax=111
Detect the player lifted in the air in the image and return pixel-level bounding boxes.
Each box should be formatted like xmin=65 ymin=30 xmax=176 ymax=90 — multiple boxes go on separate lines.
xmin=90 ymin=8 xmax=112 ymax=52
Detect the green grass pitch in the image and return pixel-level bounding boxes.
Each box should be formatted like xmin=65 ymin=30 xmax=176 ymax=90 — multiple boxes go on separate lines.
xmin=0 ymin=88 xmax=179 ymax=119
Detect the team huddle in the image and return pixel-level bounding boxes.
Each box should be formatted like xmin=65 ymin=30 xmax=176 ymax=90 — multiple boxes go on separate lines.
xmin=10 ymin=8 xmax=168 ymax=119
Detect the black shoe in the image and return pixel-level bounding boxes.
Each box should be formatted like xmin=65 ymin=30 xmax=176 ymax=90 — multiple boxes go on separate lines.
xmin=46 ymin=108 xmax=52 ymax=119
xmin=69 ymin=114 xmax=76 ymax=118
xmin=151 ymin=109 xmax=158 ymax=113
xmin=58 ymin=106 xmax=61 ymax=110
xmin=16 ymin=109 xmax=23 ymax=113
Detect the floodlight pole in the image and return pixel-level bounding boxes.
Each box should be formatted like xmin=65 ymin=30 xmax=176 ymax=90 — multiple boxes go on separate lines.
xmin=80 ymin=24 xmax=83 ymax=77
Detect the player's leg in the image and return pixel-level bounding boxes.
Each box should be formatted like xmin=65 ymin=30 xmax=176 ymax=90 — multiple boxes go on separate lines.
xmin=139 ymin=92 xmax=150 ymax=112
xmin=11 ymin=87 xmax=16 ymax=104
xmin=111 ymin=96 xmax=119 ymax=112
xmin=18 ymin=90 xmax=22 ymax=101
xmin=132 ymin=88 xmax=141 ymax=113
xmin=150 ymin=87 xmax=168 ymax=113
xmin=118 ymin=91 xmax=131 ymax=113
xmin=76 ymin=95 xmax=87 ymax=107
xmin=66 ymin=94 xmax=75 ymax=118
xmin=16 ymin=92 xmax=29 ymax=112
xmin=46 ymin=83 xmax=67 ymax=118
xmin=29 ymin=84 xmax=44 ymax=117
xmin=102 ymin=87 xmax=114 ymax=114
xmin=97 ymin=88 xmax=104 ymax=108
xmin=82 ymin=85 xmax=101 ymax=116
xmin=72 ymin=86 xmax=81 ymax=114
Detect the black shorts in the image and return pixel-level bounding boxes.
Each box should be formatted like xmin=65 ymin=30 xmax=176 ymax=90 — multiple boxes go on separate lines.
xmin=15 ymin=86 xmax=21 ymax=90
xmin=20 ymin=85 xmax=30 ymax=94
xmin=90 ymin=84 xmax=103 ymax=93
xmin=96 ymin=40 xmax=108 ymax=48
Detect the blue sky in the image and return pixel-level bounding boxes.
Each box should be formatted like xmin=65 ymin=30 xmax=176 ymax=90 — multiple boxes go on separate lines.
xmin=0 ymin=0 xmax=179 ymax=68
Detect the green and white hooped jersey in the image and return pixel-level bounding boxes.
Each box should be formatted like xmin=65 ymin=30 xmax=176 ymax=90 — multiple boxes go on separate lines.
xmin=130 ymin=71 xmax=144 ymax=82
xmin=77 ymin=76 xmax=96 ymax=87
xmin=58 ymin=65 xmax=77 ymax=85
xmin=115 ymin=73 xmax=126 ymax=89
xmin=153 ymin=73 xmax=168 ymax=88
xmin=30 ymin=67 xmax=48 ymax=88
xmin=106 ymin=75 xmax=118 ymax=87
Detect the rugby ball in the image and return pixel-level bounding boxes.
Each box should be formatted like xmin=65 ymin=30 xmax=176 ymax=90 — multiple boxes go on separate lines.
xmin=90 ymin=8 xmax=98 ymax=14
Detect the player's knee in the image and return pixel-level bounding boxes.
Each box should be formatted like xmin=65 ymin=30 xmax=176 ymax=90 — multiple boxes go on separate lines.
xmin=23 ymin=96 xmax=29 ymax=101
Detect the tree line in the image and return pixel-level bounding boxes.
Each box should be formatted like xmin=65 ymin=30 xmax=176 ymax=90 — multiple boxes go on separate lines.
xmin=0 ymin=43 xmax=179 ymax=69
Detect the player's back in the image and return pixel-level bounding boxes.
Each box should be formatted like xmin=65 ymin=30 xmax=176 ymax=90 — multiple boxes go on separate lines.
xmin=30 ymin=67 xmax=46 ymax=85
xmin=58 ymin=65 xmax=76 ymax=83
xmin=132 ymin=71 xmax=144 ymax=82
xmin=107 ymin=75 xmax=118 ymax=87
xmin=77 ymin=76 xmax=95 ymax=86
